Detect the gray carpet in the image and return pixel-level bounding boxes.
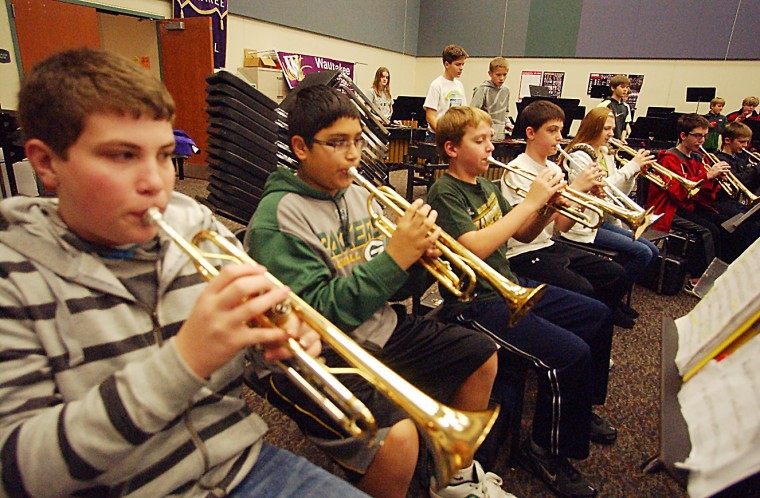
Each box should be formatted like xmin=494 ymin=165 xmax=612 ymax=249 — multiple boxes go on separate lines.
xmin=175 ymin=173 xmax=696 ymax=497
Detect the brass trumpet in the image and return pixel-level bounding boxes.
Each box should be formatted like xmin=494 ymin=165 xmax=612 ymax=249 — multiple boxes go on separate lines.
xmin=700 ymin=146 xmax=759 ymax=206
xmin=609 ymin=137 xmax=704 ymax=198
xmin=742 ymin=147 xmax=760 ymax=164
xmin=348 ymin=166 xmax=546 ymax=327
xmin=493 ymin=156 xmax=605 ymax=229
xmin=558 ymin=144 xmax=659 ymax=240
xmin=143 ymin=207 xmax=498 ymax=489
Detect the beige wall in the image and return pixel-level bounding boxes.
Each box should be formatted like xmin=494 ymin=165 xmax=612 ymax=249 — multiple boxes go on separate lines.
xmin=2 ymin=0 xmax=760 ymax=124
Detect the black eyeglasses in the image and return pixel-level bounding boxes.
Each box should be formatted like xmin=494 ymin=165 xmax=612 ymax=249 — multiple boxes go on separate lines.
xmin=688 ymin=132 xmax=709 ymax=140
xmin=312 ymin=137 xmax=367 ymax=153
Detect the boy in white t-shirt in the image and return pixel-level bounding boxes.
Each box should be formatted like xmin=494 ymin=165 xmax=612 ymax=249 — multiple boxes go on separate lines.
xmin=423 ymin=44 xmax=468 ymax=141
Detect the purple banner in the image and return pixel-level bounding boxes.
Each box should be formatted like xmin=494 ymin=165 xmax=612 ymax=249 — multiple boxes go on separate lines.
xmin=173 ymin=0 xmax=228 ymax=69
xmin=276 ymin=51 xmax=355 ymax=89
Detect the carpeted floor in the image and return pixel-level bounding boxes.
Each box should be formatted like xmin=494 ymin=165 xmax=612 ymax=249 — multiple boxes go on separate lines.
xmin=175 ymin=173 xmax=697 ymax=497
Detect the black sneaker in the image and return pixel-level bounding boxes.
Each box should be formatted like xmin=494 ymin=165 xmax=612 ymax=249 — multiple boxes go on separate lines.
xmin=519 ymin=441 xmax=597 ymax=498
xmin=617 ymin=302 xmax=639 ymax=318
xmin=589 ymin=412 xmax=617 ymax=444
xmin=612 ymin=308 xmax=635 ymax=329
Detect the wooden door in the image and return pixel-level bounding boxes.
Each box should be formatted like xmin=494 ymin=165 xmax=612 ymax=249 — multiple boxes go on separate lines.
xmin=10 ymin=0 xmax=100 ymax=73
xmin=158 ymin=17 xmax=214 ymax=171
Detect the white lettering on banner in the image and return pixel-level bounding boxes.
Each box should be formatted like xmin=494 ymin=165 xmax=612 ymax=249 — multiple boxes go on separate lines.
xmin=196 ymin=0 xmax=225 ymax=7
xmin=314 ymin=57 xmax=351 ymax=77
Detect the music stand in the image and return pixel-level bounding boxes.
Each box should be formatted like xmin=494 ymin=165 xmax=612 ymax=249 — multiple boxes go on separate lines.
xmin=686 ymin=87 xmax=716 ymax=113
xmin=390 ymin=96 xmax=427 ymax=128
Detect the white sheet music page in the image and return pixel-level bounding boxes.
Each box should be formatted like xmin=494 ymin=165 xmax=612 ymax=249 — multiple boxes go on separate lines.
xmin=676 ymin=332 xmax=760 ymax=498
xmin=674 ymin=238 xmax=760 ymax=375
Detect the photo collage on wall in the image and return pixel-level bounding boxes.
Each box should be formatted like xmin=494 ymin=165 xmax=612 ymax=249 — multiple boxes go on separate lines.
xmin=518 ymin=70 xmax=565 ymax=100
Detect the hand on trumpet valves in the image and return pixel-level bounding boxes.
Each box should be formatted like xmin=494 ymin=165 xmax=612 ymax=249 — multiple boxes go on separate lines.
xmin=175 ymin=264 xmax=319 ymax=379
xmin=523 ymin=168 xmax=567 ymax=212
xmin=706 ymin=160 xmax=731 ymax=181
xmin=385 ymin=198 xmax=443 ymax=270
xmin=569 ymin=163 xmax=605 ymax=193
xmin=632 ymin=149 xmax=655 ymax=171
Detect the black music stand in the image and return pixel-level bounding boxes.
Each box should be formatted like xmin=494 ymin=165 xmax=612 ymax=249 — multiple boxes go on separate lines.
xmin=390 ymin=96 xmax=427 ymax=129
xmin=686 ymin=87 xmax=716 ymax=113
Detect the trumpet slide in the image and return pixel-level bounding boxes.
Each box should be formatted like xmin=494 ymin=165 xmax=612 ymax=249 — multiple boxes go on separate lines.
xmin=143 ymin=207 xmax=498 ymax=489
xmin=609 ymin=137 xmax=704 ymax=198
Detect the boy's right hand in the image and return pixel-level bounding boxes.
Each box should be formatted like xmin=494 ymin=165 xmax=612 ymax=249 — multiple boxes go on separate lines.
xmin=523 ymin=168 xmax=566 ymax=213
xmin=385 ymin=198 xmax=442 ymax=270
xmin=175 ymin=265 xmax=302 ymax=379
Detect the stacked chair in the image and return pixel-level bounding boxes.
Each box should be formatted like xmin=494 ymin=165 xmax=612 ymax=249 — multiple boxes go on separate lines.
xmin=202 ymin=69 xmax=392 ymax=225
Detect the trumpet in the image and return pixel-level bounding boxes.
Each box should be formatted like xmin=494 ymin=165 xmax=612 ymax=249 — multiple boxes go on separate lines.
xmin=494 ymin=156 xmax=605 ymax=229
xmin=743 ymin=147 xmax=760 ymax=164
xmin=348 ymin=166 xmax=546 ymax=327
xmin=700 ymin=146 xmax=759 ymax=206
xmin=558 ymin=144 xmax=659 ymax=240
xmin=143 ymin=207 xmax=498 ymax=489
xmin=557 ymin=144 xmax=660 ymax=240
xmin=609 ymin=137 xmax=704 ymax=198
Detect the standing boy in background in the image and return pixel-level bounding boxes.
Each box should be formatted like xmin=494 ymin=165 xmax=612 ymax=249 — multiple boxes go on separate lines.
xmin=423 ymin=44 xmax=468 ymax=141
xmin=598 ymin=75 xmax=632 ymax=140
xmin=471 ymin=57 xmax=512 ymax=140
xmin=703 ymin=97 xmax=727 ymax=152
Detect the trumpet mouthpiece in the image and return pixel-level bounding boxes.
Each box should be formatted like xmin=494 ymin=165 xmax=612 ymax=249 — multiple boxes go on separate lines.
xmin=142 ymin=207 xmax=162 ymax=227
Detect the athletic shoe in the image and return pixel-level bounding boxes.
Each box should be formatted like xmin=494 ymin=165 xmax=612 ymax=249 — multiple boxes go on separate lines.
xmin=589 ymin=412 xmax=617 ymax=444
xmin=430 ymin=460 xmax=517 ymax=498
xmin=617 ymin=302 xmax=639 ymax=318
xmin=519 ymin=441 xmax=597 ymax=498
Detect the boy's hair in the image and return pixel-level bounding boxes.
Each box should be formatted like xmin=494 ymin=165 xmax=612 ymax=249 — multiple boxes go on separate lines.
xmin=722 ymin=121 xmax=752 ymax=142
xmin=18 ymin=48 xmax=175 ymax=159
xmin=520 ymin=100 xmax=565 ymax=134
xmin=609 ymin=74 xmax=630 ymax=88
xmin=285 ymin=85 xmax=360 ymax=147
xmin=677 ymin=113 xmax=710 ymax=135
xmin=710 ymin=97 xmax=726 ymax=107
xmin=742 ymin=96 xmax=759 ymax=107
xmin=435 ymin=106 xmax=492 ymax=159
xmin=371 ymin=67 xmax=391 ymax=98
xmin=568 ymin=107 xmax=613 ymax=150
xmin=442 ymin=44 xmax=468 ymax=65
xmin=489 ymin=57 xmax=509 ymax=73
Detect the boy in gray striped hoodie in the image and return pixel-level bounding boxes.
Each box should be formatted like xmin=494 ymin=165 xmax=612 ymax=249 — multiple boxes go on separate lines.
xmin=0 ymin=48 xmax=367 ymax=498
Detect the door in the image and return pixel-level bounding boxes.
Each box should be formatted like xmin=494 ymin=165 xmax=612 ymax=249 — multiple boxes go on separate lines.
xmin=159 ymin=17 xmax=214 ymax=171
xmin=10 ymin=0 xmax=100 ymax=73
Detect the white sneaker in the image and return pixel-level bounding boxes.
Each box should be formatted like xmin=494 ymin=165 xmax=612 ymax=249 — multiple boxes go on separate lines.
xmin=429 ymin=460 xmax=517 ymax=498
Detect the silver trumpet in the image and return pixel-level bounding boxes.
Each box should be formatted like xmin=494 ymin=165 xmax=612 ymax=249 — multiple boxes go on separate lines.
xmin=558 ymin=144 xmax=659 ymax=240
xmin=143 ymin=207 xmax=499 ymax=489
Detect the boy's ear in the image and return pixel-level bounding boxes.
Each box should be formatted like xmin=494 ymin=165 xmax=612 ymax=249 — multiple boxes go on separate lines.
xmin=525 ymin=126 xmax=536 ymax=140
xmin=25 ymin=139 xmax=60 ymax=191
xmin=290 ymin=135 xmax=309 ymax=161
xmin=443 ymin=140 xmax=458 ymax=159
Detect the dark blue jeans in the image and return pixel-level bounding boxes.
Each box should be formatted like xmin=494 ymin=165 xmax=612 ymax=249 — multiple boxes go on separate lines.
xmin=450 ymin=280 xmax=613 ymax=460
xmin=593 ymin=222 xmax=659 ymax=282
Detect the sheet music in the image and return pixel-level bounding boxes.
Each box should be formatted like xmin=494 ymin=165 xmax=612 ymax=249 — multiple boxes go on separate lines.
xmin=674 ymin=237 xmax=760 ymax=375
xmin=722 ymin=201 xmax=760 ymax=232
xmin=675 ymin=332 xmax=760 ymax=498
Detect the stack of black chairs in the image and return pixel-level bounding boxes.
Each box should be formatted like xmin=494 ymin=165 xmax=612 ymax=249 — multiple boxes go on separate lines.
xmin=202 ymin=69 xmax=393 ymax=226
xmin=203 ymin=71 xmax=297 ymax=225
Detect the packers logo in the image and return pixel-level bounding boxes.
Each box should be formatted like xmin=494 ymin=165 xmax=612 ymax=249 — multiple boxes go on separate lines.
xmin=364 ymin=239 xmax=385 ymax=260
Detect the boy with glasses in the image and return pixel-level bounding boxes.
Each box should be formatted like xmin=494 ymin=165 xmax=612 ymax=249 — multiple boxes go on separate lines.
xmin=247 ymin=85 xmax=512 ymax=498
xmin=646 ymin=114 xmax=758 ymax=269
